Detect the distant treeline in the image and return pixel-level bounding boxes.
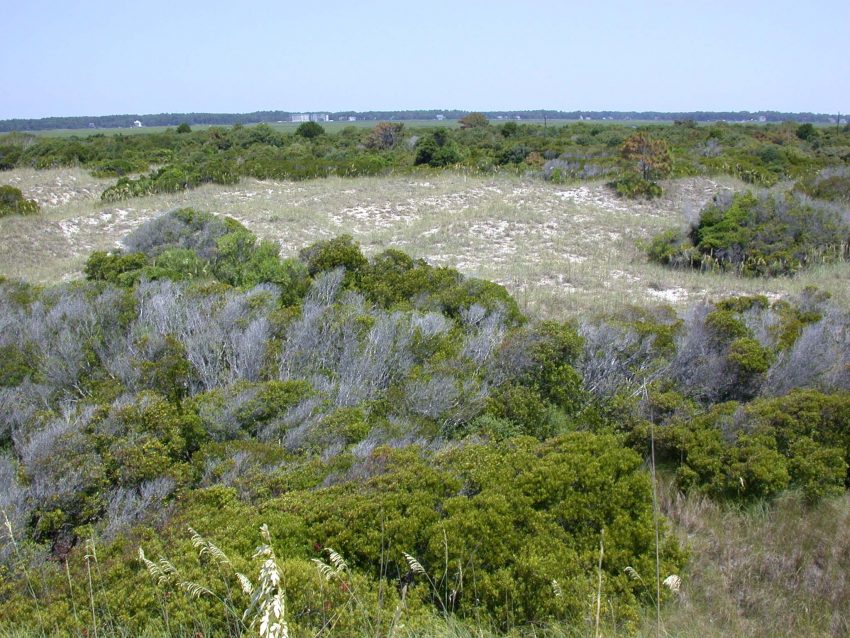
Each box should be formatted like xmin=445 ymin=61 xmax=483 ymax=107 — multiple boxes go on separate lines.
xmin=0 ymin=109 xmax=843 ymax=132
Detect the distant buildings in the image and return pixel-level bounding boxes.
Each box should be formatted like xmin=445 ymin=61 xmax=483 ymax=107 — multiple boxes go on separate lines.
xmin=290 ymin=113 xmax=329 ymax=123
xmin=133 ymin=120 xmax=143 ymax=128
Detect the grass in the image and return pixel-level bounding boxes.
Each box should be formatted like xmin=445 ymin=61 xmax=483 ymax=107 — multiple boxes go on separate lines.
xmin=23 ymin=119 xmax=464 ymax=137
xmin=1 ymin=167 xmax=848 ymax=318
xmin=19 ymin=119 xmax=672 ymax=138
xmin=656 ymin=479 xmax=850 ymax=638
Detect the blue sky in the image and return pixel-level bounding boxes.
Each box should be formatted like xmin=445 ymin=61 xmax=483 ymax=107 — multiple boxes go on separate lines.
xmin=2 ymin=0 xmax=848 ymax=119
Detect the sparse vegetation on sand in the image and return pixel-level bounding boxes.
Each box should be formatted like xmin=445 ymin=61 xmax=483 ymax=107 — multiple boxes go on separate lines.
xmin=2 ymin=168 xmax=849 ymax=317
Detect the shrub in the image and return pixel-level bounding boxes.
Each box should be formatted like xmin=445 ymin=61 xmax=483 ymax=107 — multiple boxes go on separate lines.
xmin=86 ymin=210 xmax=308 ymax=296
xmin=299 ymin=234 xmax=368 ymax=279
xmin=609 ymin=174 xmax=663 ymax=199
xmin=796 ymin=123 xmax=817 ymax=141
xmin=0 ymin=343 xmax=41 ymax=386
xmin=0 ymin=185 xmax=39 ymax=216
xmin=414 ymin=129 xmax=461 ymax=167
xmin=84 ymin=251 xmax=148 ymax=284
xmin=0 ymin=144 xmax=23 ymax=170
xmin=648 ymin=190 xmax=850 ymax=276
xmin=277 ymin=435 xmax=684 ymax=628
xmin=797 ymin=165 xmax=850 ymax=202
xmin=295 ymin=121 xmax=325 ymax=139
xmin=89 ymin=158 xmax=149 ymax=178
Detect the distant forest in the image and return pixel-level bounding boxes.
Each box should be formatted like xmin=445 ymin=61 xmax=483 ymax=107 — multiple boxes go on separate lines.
xmin=1 ymin=109 xmax=844 ymax=132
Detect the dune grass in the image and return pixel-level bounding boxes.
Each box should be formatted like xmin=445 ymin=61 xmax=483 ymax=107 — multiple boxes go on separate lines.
xmin=2 ymin=168 xmax=847 ymax=317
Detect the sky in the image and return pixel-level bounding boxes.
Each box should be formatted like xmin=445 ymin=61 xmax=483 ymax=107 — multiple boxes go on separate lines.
xmin=2 ymin=0 xmax=848 ymax=119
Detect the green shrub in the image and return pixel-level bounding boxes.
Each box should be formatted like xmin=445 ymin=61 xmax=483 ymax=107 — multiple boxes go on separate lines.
xmin=85 ymin=210 xmax=308 ymax=296
xmin=648 ymin=190 xmax=850 ymax=276
xmin=0 ymin=185 xmax=39 ymax=216
xmin=485 ymin=383 xmax=559 ymax=439
xmin=796 ymin=123 xmax=817 ymax=141
xmin=275 ymin=435 xmax=683 ymax=628
xmin=89 ymin=158 xmax=149 ymax=177
xmin=295 ymin=121 xmax=325 ymax=139
xmin=609 ymin=174 xmax=663 ymax=199
xmin=299 ymin=234 xmax=368 ymax=279
xmin=796 ymin=165 xmax=850 ymax=201
xmin=84 ymin=251 xmax=148 ymax=284
xmin=0 ymin=342 xmax=41 ymax=386
xmin=414 ymin=129 xmax=461 ymax=167
xmin=787 ymin=437 xmax=846 ymax=501
xmin=727 ymin=337 xmax=774 ymax=374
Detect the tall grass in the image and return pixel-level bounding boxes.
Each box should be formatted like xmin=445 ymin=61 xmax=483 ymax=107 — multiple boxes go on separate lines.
xmin=658 ymin=479 xmax=850 ymax=638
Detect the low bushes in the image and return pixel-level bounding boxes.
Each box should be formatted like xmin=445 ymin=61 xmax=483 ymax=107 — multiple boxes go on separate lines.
xmin=0 ymin=185 xmax=39 ymax=216
xmin=648 ymin=190 xmax=850 ymax=275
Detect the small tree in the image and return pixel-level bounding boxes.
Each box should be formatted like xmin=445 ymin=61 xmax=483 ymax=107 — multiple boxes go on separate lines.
xmin=176 ymin=122 xmax=192 ymax=134
xmin=459 ymin=112 xmax=489 ymax=129
xmin=621 ymin=133 xmax=672 ymax=181
xmin=365 ymin=122 xmax=404 ymax=150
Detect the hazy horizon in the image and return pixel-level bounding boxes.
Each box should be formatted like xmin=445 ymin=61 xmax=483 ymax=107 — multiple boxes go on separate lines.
xmin=3 ymin=0 xmax=848 ymax=120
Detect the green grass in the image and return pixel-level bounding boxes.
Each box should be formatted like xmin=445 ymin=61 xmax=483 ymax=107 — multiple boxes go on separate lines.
xmin=22 ymin=118 xmax=675 ymax=138
xmin=25 ymin=119 xmax=464 ymax=137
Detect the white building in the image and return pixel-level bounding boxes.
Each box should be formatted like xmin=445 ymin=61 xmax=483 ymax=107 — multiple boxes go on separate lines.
xmin=133 ymin=120 xmax=143 ymax=128
xmin=290 ymin=113 xmax=330 ymax=123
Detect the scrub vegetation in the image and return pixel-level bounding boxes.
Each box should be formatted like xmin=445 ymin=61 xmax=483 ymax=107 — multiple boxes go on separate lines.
xmin=1 ymin=119 xmax=849 ymax=637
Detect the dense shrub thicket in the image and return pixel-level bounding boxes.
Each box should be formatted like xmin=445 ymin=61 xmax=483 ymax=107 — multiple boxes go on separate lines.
xmin=1 ymin=210 xmax=850 ymax=635
xmin=2 ymin=119 xmax=849 ymax=201
xmin=648 ymin=190 xmax=850 ymax=275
